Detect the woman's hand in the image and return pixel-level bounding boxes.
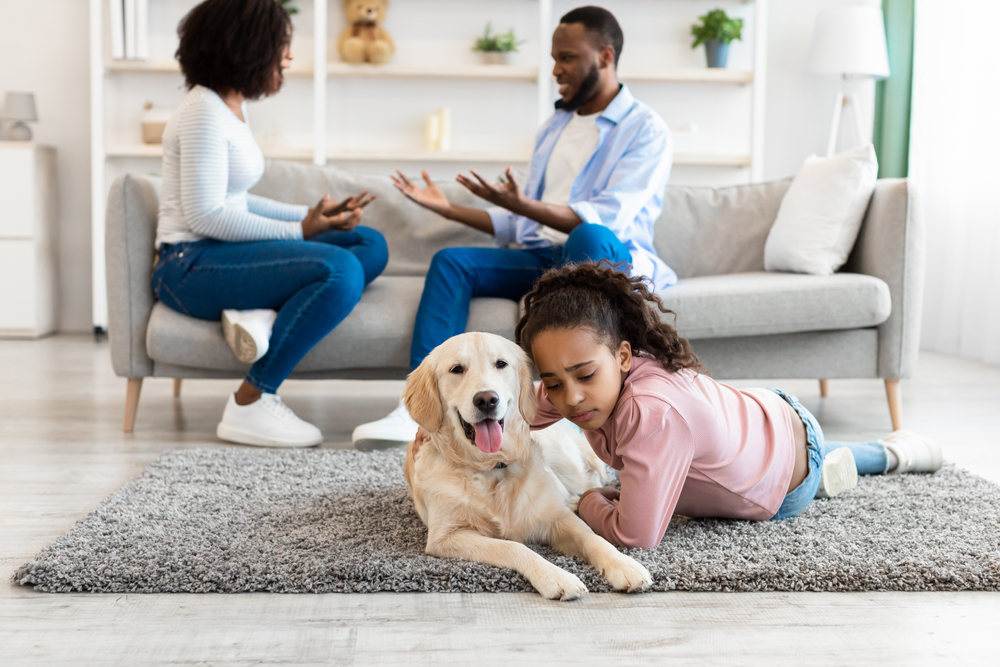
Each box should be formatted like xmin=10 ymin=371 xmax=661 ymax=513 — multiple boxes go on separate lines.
xmin=324 ymin=190 xmax=376 ymax=217
xmin=391 ymin=170 xmax=453 ymax=218
xmin=456 ymin=167 xmax=526 ymax=214
xmin=301 ymin=194 xmax=363 ymax=239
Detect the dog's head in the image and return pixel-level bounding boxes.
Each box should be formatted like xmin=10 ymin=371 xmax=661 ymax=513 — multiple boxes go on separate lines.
xmin=403 ymin=333 xmax=537 ymax=461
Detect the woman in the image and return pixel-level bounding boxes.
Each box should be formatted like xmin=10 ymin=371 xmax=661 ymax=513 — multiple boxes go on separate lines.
xmin=153 ymin=0 xmax=388 ymax=447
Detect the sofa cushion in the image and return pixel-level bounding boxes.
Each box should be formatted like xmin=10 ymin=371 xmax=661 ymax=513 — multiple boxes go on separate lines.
xmin=654 ymin=179 xmax=792 ymax=279
xmin=661 ymin=272 xmax=891 ymax=340
xmin=146 ymin=276 xmax=519 ymax=373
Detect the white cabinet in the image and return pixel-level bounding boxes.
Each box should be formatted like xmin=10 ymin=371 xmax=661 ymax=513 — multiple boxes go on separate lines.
xmin=0 ymin=143 xmax=58 ymax=338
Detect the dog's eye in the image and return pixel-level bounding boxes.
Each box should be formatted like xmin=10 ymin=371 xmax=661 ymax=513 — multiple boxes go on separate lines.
xmin=496 ymin=360 xmax=508 ymax=369
xmin=450 ymin=365 xmax=464 ymax=374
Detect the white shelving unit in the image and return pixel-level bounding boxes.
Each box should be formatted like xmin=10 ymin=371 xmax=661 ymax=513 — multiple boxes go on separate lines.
xmin=89 ymin=0 xmax=768 ymax=331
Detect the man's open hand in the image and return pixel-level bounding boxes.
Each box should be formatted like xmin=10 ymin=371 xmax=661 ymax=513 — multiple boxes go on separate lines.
xmin=456 ymin=167 xmax=525 ymax=213
xmin=391 ymin=170 xmax=453 ymax=217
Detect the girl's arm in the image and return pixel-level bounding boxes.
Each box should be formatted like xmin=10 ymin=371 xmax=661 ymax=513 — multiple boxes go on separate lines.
xmin=577 ymin=397 xmax=695 ymax=549
xmin=246 ymin=194 xmax=308 ymax=222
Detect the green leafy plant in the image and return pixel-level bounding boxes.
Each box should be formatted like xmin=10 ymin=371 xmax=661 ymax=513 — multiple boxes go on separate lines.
xmin=276 ymin=0 xmax=298 ymax=15
xmin=690 ymin=9 xmax=743 ymax=48
xmin=473 ymin=22 xmax=524 ymax=53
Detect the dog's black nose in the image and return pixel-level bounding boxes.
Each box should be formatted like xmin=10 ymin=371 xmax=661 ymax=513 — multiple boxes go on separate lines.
xmin=474 ymin=391 xmax=500 ymax=412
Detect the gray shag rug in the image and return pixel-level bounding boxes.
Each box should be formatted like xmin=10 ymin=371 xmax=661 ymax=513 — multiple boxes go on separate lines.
xmin=14 ymin=448 xmax=1000 ymax=593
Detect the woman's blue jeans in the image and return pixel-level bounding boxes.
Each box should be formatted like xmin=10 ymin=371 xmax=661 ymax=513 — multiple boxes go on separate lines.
xmin=771 ymin=388 xmax=891 ymax=520
xmin=151 ymin=227 xmax=388 ymax=393
xmin=409 ymin=223 xmax=633 ymax=370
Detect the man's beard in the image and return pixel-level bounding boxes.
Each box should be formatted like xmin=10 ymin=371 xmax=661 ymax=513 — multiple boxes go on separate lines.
xmin=561 ymin=64 xmax=601 ymax=112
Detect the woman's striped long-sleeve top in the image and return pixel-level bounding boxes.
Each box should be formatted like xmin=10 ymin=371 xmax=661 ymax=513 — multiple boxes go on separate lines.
xmin=155 ymin=85 xmax=307 ymax=249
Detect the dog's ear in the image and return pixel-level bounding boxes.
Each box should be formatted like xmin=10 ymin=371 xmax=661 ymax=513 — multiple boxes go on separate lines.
xmin=403 ymin=359 xmax=444 ymax=433
xmin=516 ymin=348 xmax=538 ymax=424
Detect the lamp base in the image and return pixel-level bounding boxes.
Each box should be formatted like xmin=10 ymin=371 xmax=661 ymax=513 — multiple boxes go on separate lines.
xmin=6 ymin=121 xmax=32 ymax=142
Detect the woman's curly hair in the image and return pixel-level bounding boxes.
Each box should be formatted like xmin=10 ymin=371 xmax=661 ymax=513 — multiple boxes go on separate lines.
xmin=515 ymin=261 xmax=705 ymax=374
xmin=176 ymin=0 xmax=291 ymax=100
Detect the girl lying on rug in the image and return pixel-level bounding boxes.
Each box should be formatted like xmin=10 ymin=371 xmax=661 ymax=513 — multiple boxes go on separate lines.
xmin=514 ymin=262 xmax=943 ymax=549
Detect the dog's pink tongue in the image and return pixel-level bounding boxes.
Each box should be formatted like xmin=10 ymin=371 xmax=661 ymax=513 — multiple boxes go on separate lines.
xmin=474 ymin=419 xmax=503 ymax=453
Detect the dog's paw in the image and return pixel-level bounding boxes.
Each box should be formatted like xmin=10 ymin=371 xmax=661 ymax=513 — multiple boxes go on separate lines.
xmin=603 ymin=556 xmax=653 ymax=593
xmin=533 ymin=567 xmax=588 ymax=601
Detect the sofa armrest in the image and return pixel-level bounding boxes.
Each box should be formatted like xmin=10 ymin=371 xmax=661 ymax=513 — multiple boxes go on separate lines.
xmin=105 ymin=174 xmax=160 ymax=378
xmin=843 ymin=179 xmax=925 ymax=380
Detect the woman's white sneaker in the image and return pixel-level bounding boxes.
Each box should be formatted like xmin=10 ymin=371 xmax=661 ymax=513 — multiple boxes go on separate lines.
xmin=216 ymin=393 xmax=323 ymax=447
xmin=815 ymin=447 xmax=859 ymax=499
xmin=222 ymin=309 xmax=277 ymax=364
xmin=882 ymin=429 xmax=943 ymax=474
xmin=351 ymin=401 xmax=418 ymax=451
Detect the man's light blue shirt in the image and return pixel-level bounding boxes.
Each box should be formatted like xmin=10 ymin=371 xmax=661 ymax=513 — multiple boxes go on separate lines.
xmin=487 ymin=84 xmax=677 ymax=291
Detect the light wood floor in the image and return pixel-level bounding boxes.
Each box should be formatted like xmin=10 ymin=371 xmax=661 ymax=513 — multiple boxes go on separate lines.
xmin=2 ymin=335 xmax=999 ymax=666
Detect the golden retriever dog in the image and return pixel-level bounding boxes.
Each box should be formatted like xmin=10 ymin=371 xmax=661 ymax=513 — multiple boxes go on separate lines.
xmin=402 ymin=332 xmax=652 ymax=600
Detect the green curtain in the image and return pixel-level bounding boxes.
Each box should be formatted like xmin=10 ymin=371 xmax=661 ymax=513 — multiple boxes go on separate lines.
xmin=872 ymin=0 xmax=915 ymax=178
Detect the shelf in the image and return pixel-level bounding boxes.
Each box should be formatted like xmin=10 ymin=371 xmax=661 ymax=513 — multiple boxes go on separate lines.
xmin=327 ymin=62 xmax=539 ymax=81
xmin=620 ymin=68 xmax=753 ymax=85
xmin=105 ymin=144 xmax=751 ymax=168
xmin=105 ymin=144 xmax=313 ymax=160
xmin=104 ymin=59 xmax=314 ymax=78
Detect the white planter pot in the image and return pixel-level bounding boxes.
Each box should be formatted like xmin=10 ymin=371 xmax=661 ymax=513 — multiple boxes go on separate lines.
xmin=481 ymin=52 xmax=509 ymax=65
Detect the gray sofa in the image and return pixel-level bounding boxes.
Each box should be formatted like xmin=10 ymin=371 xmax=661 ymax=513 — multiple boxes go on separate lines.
xmin=106 ymin=160 xmax=923 ymax=432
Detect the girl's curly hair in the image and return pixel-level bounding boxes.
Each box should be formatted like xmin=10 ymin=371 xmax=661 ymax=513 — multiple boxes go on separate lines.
xmin=515 ymin=261 xmax=705 ymax=374
xmin=176 ymin=0 xmax=291 ymax=100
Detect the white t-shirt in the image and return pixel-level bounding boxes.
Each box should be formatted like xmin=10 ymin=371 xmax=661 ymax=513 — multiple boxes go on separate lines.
xmin=534 ymin=111 xmax=601 ymax=245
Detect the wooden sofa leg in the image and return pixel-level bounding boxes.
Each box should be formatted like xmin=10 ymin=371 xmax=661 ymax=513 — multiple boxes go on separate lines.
xmin=124 ymin=378 xmax=143 ymax=433
xmin=885 ymin=379 xmax=902 ymax=431
xmin=819 ymin=379 xmax=829 ymax=397
xmin=173 ymin=378 xmax=182 ymax=397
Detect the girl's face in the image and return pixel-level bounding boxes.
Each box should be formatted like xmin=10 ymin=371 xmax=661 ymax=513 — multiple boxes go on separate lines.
xmin=270 ymin=42 xmax=293 ymax=94
xmin=531 ymin=327 xmax=633 ymax=431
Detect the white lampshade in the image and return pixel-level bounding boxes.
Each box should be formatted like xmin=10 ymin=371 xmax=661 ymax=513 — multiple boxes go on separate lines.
xmin=807 ymin=7 xmax=890 ymax=79
xmin=2 ymin=92 xmax=38 ymax=122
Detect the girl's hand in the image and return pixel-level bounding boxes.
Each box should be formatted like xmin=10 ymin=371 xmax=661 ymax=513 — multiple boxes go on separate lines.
xmin=324 ymin=190 xmax=376 ymax=216
xmin=391 ymin=170 xmax=453 ymax=218
xmin=301 ymin=194 xmax=364 ymax=239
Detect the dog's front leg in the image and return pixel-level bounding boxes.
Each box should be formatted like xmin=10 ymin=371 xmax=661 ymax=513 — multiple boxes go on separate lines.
xmin=428 ymin=529 xmax=587 ymax=601
xmin=550 ymin=512 xmax=652 ymax=593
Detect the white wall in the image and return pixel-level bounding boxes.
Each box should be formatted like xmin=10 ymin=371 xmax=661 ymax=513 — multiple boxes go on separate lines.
xmin=1 ymin=0 xmax=876 ymax=333
xmin=0 ymin=0 xmax=93 ymax=333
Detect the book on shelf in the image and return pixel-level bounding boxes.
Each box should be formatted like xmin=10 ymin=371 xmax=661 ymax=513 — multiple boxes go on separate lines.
xmin=135 ymin=0 xmax=149 ymax=60
xmin=123 ymin=0 xmax=136 ymax=59
xmin=108 ymin=0 xmax=124 ymax=60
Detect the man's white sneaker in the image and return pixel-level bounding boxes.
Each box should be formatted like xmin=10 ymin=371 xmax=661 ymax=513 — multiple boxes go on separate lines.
xmin=882 ymin=429 xmax=943 ymax=474
xmin=815 ymin=447 xmax=859 ymax=499
xmin=351 ymin=401 xmax=418 ymax=451
xmin=216 ymin=393 xmax=323 ymax=448
xmin=222 ymin=309 xmax=277 ymax=364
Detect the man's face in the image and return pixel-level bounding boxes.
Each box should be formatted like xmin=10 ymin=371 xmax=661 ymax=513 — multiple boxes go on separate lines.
xmin=551 ymin=23 xmax=603 ymax=111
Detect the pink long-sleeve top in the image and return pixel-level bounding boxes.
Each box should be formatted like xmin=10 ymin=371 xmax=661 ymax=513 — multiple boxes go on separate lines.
xmin=533 ymin=357 xmax=797 ymax=549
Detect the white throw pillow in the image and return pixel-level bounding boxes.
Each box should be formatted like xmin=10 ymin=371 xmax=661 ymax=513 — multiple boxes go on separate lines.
xmin=764 ymin=144 xmax=879 ymax=276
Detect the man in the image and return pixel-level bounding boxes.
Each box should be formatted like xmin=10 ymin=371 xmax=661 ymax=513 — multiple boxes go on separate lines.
xmin=352 ymin=5 xmax=677 ymax=450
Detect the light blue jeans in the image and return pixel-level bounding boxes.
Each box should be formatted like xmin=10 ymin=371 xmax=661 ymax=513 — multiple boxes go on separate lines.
xmin=771 ymin=388 xmax=890 ymax=520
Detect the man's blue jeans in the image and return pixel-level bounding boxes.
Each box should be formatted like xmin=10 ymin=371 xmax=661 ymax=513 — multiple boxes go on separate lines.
xmin=409 ymin=223 xmax=633 ymax=370
xmin=152 ymin=227 xmax=388 ymax=393
xmin=771 ymin=388 xmax=891 ymax=520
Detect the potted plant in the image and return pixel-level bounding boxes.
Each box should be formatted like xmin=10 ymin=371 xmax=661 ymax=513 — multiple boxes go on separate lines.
xmin=473 ymin=22 xmax=524 ymax=65
xmin=691 ymin=9 xmax=743 ymax=68
xmin=276 ymin=0 xmax=297 ymax=15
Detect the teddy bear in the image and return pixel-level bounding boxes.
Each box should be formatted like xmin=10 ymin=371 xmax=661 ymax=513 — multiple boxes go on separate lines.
xmin=338 ymin=0 xmax=395 ymax=65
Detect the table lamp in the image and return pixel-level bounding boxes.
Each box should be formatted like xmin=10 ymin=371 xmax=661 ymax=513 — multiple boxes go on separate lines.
xmin=3 ymin=92 xmax=39 ymax=142
xmin=807 ymin=7 xmax=890 ymax=156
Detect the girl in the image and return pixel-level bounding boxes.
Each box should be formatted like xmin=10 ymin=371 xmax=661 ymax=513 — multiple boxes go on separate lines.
xmin=515 ymin=263 xmax=943 ymax=549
